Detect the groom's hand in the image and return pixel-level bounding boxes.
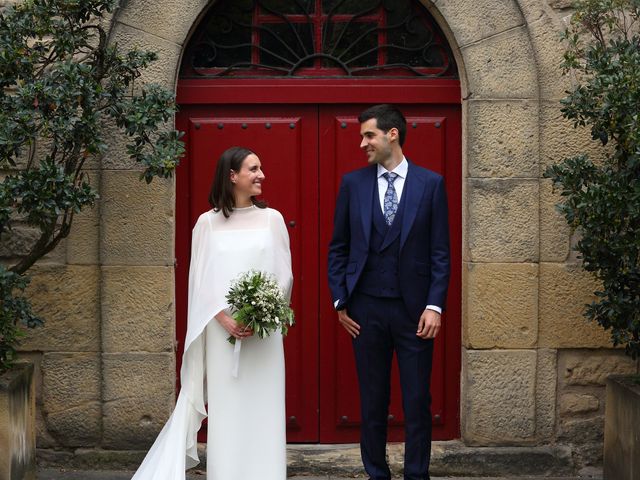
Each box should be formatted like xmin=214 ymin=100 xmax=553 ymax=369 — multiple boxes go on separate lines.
xmin=337 ymin=309 xmax=360 ymax=338
xmin=417 ymin=309 xmax=441 ymax=339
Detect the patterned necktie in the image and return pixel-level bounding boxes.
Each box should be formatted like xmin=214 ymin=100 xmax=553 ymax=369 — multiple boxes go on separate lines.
xmin=382 ymin=172 xmax=399 ymax=226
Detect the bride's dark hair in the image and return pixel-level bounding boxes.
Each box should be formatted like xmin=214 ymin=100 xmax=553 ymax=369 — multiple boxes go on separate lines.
xmin=209 ymin=146 xmax=267 ymax=218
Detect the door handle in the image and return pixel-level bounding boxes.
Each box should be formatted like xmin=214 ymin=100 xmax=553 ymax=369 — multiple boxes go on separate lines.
xmin=288 ymin=220 xmax=296 ymax=228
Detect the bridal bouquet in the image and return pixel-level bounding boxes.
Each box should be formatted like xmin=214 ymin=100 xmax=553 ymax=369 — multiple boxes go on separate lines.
xmin=225 ymin=270 xmax=294 ymax=345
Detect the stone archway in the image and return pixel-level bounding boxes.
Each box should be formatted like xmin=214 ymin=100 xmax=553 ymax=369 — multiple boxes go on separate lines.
xmin=98 ymin=0 xmax=581 ymax=451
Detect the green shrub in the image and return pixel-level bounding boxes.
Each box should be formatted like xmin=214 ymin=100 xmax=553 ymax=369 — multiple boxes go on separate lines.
xmin=545 ymin=0 xmax=640 ymax=359
xmin=0 ymin=0 xmax=184 ymax=371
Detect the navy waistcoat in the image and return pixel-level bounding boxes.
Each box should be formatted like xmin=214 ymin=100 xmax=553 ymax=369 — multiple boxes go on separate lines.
xmin=356 ymin=179 xmax=406 ymax=298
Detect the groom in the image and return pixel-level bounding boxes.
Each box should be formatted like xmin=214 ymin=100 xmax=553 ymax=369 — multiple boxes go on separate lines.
xmin=328 ymin=104 xmax=450 ymax=480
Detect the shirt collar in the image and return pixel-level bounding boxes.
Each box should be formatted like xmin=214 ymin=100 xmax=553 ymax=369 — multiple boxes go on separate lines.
xmin=377 ymin=157 xmax=408 ymax=179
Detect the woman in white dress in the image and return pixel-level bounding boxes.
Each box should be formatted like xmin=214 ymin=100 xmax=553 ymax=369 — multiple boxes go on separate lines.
xmin=132 ymin=146 xmax=293 ymax=480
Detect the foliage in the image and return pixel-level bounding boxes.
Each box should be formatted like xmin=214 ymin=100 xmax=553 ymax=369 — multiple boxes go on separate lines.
xmin=544 ymin=0 xmax=640 ymax=359
xmin=0 ymin=0 xmax=184 ymax=372
xmin=225 ymin=270 xmax=295 ymax=345
xmin=0 ymin=267 xmax=41 ymax=370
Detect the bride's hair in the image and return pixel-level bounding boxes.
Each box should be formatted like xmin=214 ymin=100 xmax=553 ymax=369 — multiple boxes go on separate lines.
xmin=209 ymin=146 xmax=267 ymax=218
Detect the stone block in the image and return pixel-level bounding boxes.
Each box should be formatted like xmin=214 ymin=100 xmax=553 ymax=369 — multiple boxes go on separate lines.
xmin=116 ymin=0 xmax=209 ymax=46
xmin=21 ymin=265 xmax=100 ymax=352
xmin=0 ymin=224 xmax=39 ymax=258
xmin=559 ymin=415 xmax=605 ymax=466
xmin=558 ymin=415 xmax=603 ymax=448
xmin=467 ymin=179 xmax=539 ymax=262
xmin=41 ymin=353 xmax=100 ymax=413
xmin=536 ymin=348 xmax=558 ymax=440
xmin=538 ymin=263 xmax=611 ymax=348
xmin=527 ymin=15 xmax=571 ymax=100
xmin=433 ymin=0 xmax=524 ymax=47
xmin=540 ymin=101 xmax=608 ymax=174
xmin=35 ymin=403 xmax=57 ymax=449
xmin=102 ymin=352 xmax=175 ymax=449
xmin=539 ymin=179 xmax=571 ymax=262
xmin=41 ymin=353 xmax=101 ymax=447
xmin=466 ymin=100 xmax=539 ymax=178
xmin=45 ymin=403 xmax=101 ymax=447
xmin=460 ymin=26 xmax=538 ymax=100
xmin=100 ymin=170 xmax=174 ymax=266
xmin=549 ymin=0 xmax=573 ymax=9
xmin=37 ymin=448 xmax=147 ymax=471
xmin=101 ymin=266 xmax=175 ymax=353
xmin=65 ymin=172 xmax=100 ymax=265
xmin=431 ymin=442 xmax=574 ymax=477
xmin=560 ymin=393 xmax=600 ymax=416
xmin=110 ymin=22 xmax=182 ymax=90
xmin=462 ymin=349 xmax=537 ymax=444
xmin=515 ymin=0 xmax=546 ymax=23
xmin=100 ymin=118 xmax=176 ymax=171
xmin=41 ymin=239 xmax=68 ymax=265
xmin=559 ymin=349 xmax=638 ymax=387
xmin=463 ymin=262 xmax=538 ymax=349
xmin=100 ymin=118 xmax=136 ymax=171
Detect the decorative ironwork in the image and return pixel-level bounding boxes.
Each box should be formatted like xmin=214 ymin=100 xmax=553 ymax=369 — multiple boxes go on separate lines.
xmin=180 ymin=0 xmax=457 ymax=78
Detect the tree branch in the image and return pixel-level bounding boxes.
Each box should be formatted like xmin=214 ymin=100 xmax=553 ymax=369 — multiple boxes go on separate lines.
xmin=9 ymin=222 xmax=57 ymax=275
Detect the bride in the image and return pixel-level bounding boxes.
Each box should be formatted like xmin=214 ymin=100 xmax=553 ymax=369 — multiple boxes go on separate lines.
xmin=132 ymin=146 xmax=293 ymax=479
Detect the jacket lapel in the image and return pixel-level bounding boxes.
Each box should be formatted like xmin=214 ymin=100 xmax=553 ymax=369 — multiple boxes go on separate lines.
xmin=359 ymin=165 xmax=376 ymax=249
xmin=400 ymin=161 xmax=424 ymax=251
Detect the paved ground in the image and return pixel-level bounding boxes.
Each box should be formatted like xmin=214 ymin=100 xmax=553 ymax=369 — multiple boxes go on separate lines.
xmin=38 ymin=442 xmax=601 ymax=479
xmin=37 ymin=470 xmax=601 ymax=480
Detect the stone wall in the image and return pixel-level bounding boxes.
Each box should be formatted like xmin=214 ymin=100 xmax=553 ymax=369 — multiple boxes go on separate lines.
xmin=557 ymin=350 xmax=638 ymax=466
xmin=4 ymin=0 xmax=638 ymax=471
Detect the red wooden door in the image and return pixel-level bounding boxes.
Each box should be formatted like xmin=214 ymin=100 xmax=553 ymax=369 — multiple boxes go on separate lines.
xmin=175 ymin=100 xmax=461 ymax=443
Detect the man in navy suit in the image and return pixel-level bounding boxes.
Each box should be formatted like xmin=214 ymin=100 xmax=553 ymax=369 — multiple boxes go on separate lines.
xmin=328 ymin=104 xmax=450 ymax=480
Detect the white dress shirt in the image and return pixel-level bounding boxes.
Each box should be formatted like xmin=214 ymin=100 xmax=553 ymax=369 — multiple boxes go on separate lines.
xmin=377 ymin=157 xmax=408 ymax=213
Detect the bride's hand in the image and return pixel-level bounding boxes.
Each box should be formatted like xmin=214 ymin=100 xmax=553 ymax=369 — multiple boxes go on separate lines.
xmin=214 ymin=312 xmax=254 ymax=339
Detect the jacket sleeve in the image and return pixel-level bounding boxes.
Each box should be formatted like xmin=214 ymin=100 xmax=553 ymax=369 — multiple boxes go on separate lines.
xmin=426 ymin=176 xmax=451 ymax=308
xmin=327 ymin=177 xmax=351 ymax=308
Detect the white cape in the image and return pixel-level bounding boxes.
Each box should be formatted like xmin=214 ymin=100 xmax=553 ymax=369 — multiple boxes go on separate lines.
xmin=132 ymin=206 xmax=293 ymax=479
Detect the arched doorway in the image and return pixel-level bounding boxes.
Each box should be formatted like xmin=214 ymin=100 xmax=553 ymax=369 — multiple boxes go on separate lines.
xmin=175 ymin=0 xmax=461 ymax=443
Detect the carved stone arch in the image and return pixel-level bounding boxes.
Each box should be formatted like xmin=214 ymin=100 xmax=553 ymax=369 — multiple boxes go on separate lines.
xmin=424 ymin=0 xmax=540 ymax=98
xmin=102 ymin=0 xmax=553 ymax=449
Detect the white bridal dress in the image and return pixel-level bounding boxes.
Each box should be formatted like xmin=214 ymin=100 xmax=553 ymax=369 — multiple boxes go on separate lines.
xmin=132 ymin=206 xmax=293 ymax=480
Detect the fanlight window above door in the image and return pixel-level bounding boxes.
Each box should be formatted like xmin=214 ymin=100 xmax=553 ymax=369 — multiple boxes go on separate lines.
xmin=180 ymin=0 xmax=458 ymax=78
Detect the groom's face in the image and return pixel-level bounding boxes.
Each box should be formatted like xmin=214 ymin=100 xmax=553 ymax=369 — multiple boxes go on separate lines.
xmin=359 ymin=118 xmax=393 ymax=165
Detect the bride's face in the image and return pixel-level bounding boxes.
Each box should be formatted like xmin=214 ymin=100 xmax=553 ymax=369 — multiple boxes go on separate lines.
xmin=231 ymin=154 xmax=265 ymax=200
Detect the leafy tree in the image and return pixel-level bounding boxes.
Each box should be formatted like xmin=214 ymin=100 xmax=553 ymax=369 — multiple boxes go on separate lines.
xmin=0 ymin=0 xmax=184 ymax=371
xmin=545 ymin=0 xmax=640 ymax=359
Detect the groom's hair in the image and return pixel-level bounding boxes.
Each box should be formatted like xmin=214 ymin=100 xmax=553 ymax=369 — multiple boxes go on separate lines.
xmin=358 ymin=104 xmax=407 ymax=146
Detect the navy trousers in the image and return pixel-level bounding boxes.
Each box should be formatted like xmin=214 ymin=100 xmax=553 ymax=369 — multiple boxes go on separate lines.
xmin=349 ymin=291 xmax=434 ymax=480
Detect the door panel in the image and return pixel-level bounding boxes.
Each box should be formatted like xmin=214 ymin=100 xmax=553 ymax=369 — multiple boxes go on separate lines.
xmin=176 ymin=105 xmax=320 ymax=442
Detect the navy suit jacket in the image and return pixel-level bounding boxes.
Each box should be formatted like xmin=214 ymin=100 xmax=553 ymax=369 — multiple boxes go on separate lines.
xmin=328 ymin=161 xmax=450 ymax=321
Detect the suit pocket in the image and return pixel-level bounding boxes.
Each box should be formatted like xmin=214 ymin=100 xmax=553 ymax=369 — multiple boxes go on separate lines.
xmin=347 ymin=262 xmax=358 ymax=274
